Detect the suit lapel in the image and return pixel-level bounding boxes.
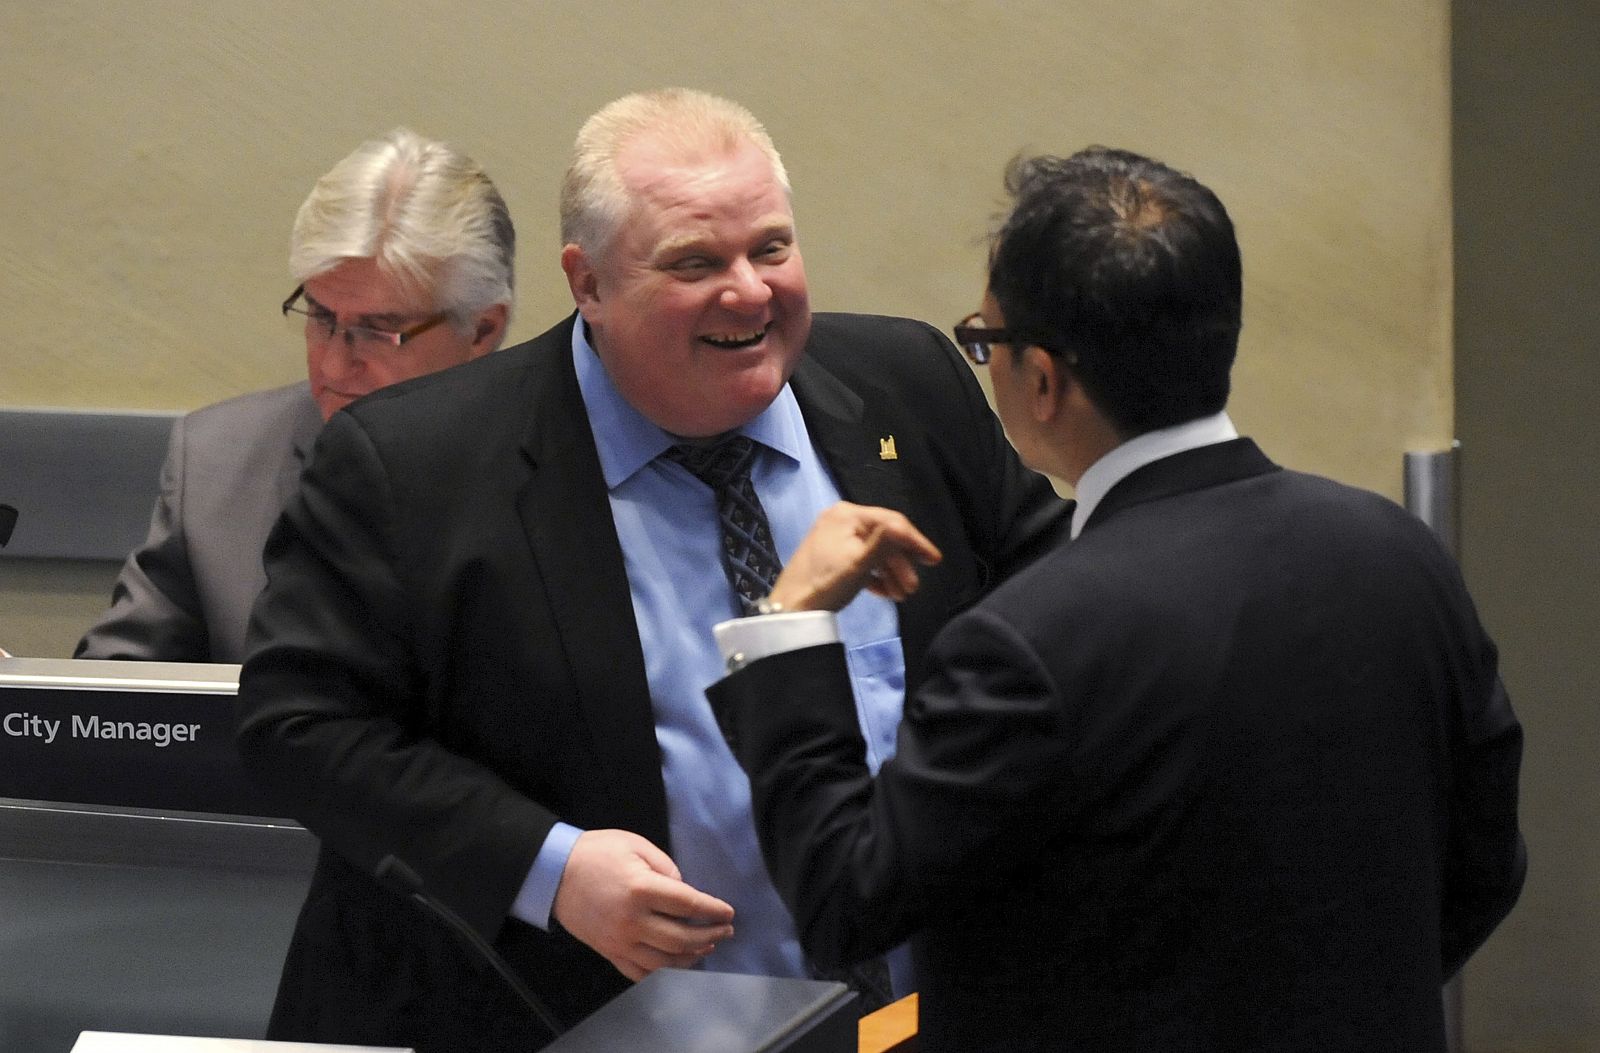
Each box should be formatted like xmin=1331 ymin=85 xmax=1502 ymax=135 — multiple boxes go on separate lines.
xmin=787 ymin=344 xmax=966 ymax=676
xmin=789 ymin=354 xmax=913 ymax=515
xmin=512 ymin=317 xmax=669 ymax=845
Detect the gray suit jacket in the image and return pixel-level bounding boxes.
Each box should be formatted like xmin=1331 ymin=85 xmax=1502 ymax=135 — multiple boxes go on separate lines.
xmin=76 ymin=381 xmax=322 ymax=663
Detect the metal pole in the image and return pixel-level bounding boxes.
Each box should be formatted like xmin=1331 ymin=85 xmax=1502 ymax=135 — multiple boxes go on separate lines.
xmin=1402 ymin=442 xmax=1464 ymax=1053
xmin=1404 ymin=442 xmax=1461 ymax=559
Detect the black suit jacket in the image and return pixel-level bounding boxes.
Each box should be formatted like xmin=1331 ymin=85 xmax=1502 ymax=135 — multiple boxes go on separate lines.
xmin=235 ymin=312 xmax=1068 ymax=1051
xmin=710 ymin=438 xmax=1526 ymax=1053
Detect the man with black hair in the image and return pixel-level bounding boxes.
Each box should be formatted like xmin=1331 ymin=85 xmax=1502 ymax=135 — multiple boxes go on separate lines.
xmin=710 ymin=146 xmax=1526 ymax=1052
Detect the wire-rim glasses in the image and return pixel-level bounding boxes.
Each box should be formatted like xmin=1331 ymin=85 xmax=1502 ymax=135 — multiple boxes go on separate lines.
xmin=282 ymin=284 xmax=451 ymax=350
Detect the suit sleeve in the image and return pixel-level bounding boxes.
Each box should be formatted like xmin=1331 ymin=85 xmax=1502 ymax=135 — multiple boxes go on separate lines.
xmin=75 ymin=415 xmax=212 ymax=661
xmin=1440 ymin=655 xmax=1526 ymax=976
xmin=708 ymin=608 xmax=1070 ymax=969
xmin=234 ymin=409 xmax=556 ymax=940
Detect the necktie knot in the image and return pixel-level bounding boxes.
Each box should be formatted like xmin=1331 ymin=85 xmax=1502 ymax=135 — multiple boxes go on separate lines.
xmin=662 ymin=435 xmax=757 ymax=491
xmin=661 ymin=435 xmax=781 ymax=616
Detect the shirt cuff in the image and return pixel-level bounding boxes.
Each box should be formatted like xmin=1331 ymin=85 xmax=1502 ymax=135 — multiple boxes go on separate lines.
xmin=712 ymin=610 xmax=839 ymax=671
xmin=509 ymin=821 xmax=583 ymax=930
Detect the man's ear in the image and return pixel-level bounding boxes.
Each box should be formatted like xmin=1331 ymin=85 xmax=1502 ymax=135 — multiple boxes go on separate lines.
xmin=468 ymin=303 xmax=509 ymax=358
xmin=1023 ymin=345 xmax=1066 ymax=424
xmin=561 ymin=244 xmax=600 ymax=315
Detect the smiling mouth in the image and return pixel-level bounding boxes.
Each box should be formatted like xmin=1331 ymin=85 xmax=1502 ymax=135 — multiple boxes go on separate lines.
xmin=701 ymin=328 xmax=766 ymax=350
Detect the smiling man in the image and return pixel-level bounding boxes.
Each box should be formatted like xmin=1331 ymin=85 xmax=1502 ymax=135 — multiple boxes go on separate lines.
xmin=234 ymin=89 xmax=1069 ymax=1051
xmin=76 ymin=128 xmax=513 ymax=662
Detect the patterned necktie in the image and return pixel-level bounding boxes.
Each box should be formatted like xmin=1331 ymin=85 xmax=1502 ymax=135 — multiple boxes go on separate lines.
xmin=662 ymin=435 xmax=782 ymax=616
xmin=664 ymin=434 xmax=896 ymax=1014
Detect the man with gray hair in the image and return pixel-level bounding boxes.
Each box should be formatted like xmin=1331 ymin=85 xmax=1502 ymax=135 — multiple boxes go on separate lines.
xmin=76 ymin=128 xmax=513 ymax=662
xmin=237 ymin=89 xmax=1068 ymax=1050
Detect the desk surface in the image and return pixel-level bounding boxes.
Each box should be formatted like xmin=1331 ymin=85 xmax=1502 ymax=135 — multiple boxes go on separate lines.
xmin=859 ymin=992 xmax=918 ymax=1053
xmin=74 ymin=1035 xmax=406 ymax=1052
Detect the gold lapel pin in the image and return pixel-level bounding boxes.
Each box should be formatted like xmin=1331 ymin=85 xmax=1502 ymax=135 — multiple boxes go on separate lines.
xmin=879 ymin=436 xmax=898 ymax=461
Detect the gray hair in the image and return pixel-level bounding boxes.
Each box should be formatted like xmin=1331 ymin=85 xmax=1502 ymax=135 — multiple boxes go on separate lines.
xmin=290 ymin=128 xmax=515 ymax=325
xmin=559 ymin=88 xmax=790 ymax=257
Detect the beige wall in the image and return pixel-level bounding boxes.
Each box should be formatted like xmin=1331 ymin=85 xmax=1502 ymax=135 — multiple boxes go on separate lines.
xmin=2 ymin=1 xmax=1452 ymax=453
xmin=1 ymin=0 xmax=1454 ymax=656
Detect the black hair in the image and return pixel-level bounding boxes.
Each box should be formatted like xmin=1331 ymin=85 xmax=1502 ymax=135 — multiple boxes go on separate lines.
xmin=987 ymin=146 xmax=1242 ymax=436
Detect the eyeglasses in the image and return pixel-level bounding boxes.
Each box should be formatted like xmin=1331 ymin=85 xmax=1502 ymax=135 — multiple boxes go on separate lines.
xmin=952 ymin=313 xmax=1022 ymax=365
xmin=281 ymin=285 xmax=451 ymax=350
xmin=951 ymin=313 xmax=1076 ymax=367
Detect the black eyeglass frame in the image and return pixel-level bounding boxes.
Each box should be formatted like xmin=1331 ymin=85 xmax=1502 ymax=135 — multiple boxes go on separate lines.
xmin=951 ymin=313 xmax=1076 ymax=367
xmin=281 ymin=284 xmax=452 ymax=348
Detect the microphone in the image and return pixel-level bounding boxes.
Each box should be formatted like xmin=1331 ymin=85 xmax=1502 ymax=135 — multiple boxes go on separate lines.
xmin=374 ymin=854 xmax=566 ymax=1040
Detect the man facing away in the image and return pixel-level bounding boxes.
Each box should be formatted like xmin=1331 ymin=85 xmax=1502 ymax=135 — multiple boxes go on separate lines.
xmin=76 ymin=128 xmax=513 ymax=662
xmin=234 ymin=89 xmax=1068 ymax=1051
xmin=709 ymin=146 xmax=1526 ymax=1052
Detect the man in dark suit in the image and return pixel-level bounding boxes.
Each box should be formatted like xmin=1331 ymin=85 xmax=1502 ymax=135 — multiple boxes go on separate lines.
xmin=708 ymin=147 xmax=1526 ymax=1052
xmin=76 ymin=128 xmax=512 ymax=663
xmin=234 ymin=89 xmax=1067 ymax=1051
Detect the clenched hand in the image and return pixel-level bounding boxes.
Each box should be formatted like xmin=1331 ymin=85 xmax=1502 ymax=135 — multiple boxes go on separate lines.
xmin=552 ymin=828 xmax=736 ymax=981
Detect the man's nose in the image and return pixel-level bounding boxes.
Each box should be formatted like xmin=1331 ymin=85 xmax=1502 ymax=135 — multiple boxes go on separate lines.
xmin=719 ymin=258 xmax=773 ymax=310
xmin=313 ymin=331 xmax=369 ymax=378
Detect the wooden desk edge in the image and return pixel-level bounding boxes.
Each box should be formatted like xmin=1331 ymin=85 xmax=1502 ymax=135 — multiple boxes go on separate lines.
xmin=858 ymin=991 xmax=917 ymax=1053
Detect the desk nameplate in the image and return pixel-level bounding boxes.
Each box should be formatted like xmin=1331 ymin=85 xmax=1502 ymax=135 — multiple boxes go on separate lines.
xmin=0 ymin=658 xmax=283 ymax=817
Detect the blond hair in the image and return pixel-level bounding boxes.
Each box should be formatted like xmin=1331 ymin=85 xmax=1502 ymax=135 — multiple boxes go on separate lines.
xmin=560 ymin=88 xmax=789 ymax=257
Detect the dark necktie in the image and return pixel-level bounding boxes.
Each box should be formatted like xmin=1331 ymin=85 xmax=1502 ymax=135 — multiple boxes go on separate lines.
xmin=662 ymin=434 xmax=896 ymax=1015
xmin=662 ymin=435 xmax=782 ymax=616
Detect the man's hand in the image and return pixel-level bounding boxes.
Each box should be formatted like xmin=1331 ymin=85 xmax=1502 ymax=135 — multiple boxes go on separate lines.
xmin=767 ymin=502 xmax=943 ymax=613
xmin=552 ymin=829 xmax=735 ymax=981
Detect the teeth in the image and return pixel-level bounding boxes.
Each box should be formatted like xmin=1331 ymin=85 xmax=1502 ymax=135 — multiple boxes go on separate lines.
xmin=704 ymin=329 xmax=765 ymax=346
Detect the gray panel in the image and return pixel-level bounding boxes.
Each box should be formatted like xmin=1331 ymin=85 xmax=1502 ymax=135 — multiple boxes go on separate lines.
xmin=0 ymin=798 xmax=314 ymax=873
xmin=0 ymin=407 xmax=177 ymax=560
xmin=0 ymin=801 xmax=314 ymax=1052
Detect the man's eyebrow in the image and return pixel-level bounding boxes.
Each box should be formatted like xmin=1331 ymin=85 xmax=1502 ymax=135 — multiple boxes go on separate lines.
xmin=751 ymin=217 xmax=797 ymax=241
xmin=652 ymin=234 xmax=713 ymax=261
xmin=301 ymin=291 xmax=415 ymax=327
xmin=652 ymin=219 xmax=797 ymax=262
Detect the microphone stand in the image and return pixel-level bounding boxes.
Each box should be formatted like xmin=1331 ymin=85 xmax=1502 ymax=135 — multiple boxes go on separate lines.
xmin=374 ymin=854 xmax=566 ymax=1040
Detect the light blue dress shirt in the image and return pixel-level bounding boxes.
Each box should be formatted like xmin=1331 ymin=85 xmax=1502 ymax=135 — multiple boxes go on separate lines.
xmin=513 ymin=323 xmax=909 ymax=990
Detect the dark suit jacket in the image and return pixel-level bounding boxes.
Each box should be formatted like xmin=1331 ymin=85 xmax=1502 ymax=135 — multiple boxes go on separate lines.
xmin=234 ymin=312 xmax=1068 ymax=1052
xmin=76 ymin=381 xmax=322 ymax=663
xmin=710 ymin=438 xmax=1526 ymax=1053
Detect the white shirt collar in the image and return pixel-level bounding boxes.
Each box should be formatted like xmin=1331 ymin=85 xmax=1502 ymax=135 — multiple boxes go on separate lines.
xmin=1070 ymin=411 xmax=1238 ymax=538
